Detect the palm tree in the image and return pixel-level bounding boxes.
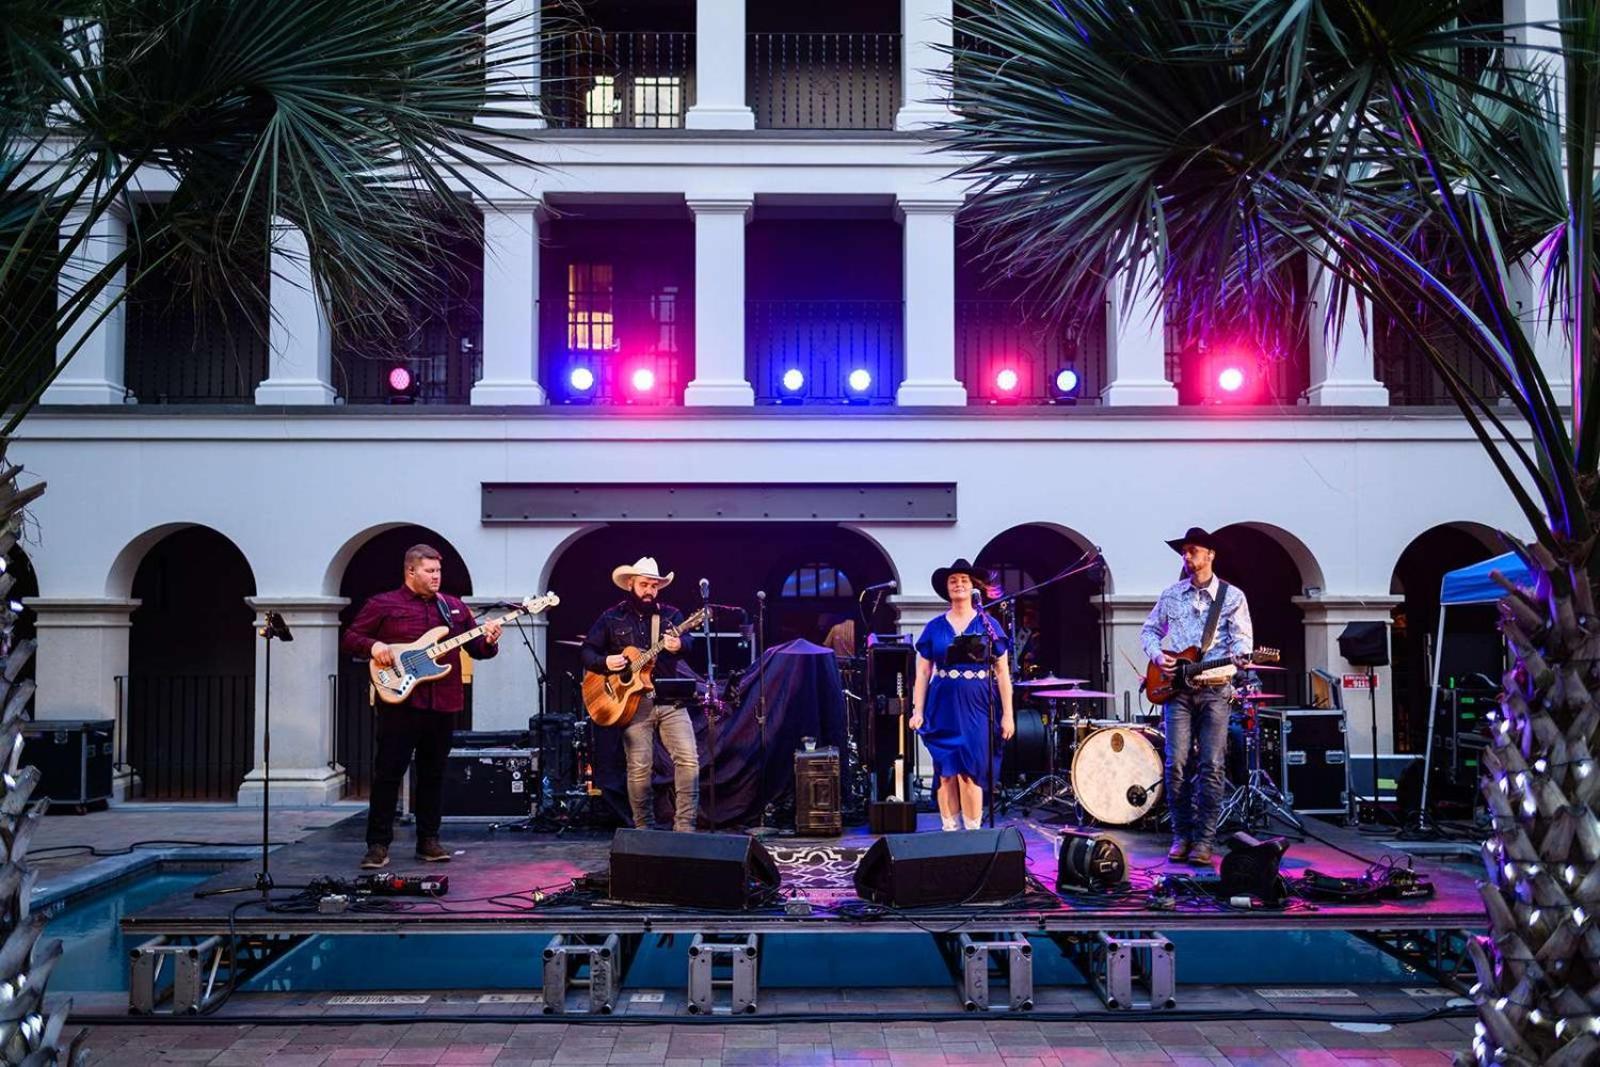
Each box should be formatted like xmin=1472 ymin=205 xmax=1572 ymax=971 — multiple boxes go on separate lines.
xmin=2 ymin=2 xmax=551 ymax=1057
xmin=943 ymin=2 xmax=1598 ymax=1063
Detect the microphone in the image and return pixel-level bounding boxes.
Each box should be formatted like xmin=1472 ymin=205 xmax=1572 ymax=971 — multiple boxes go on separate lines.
xmin=756 ymin=590 xmax=767 ymax=602
xmin=699 ymin=578 xmax=710 ymax=601
xmin=861 ymin=579 xmax=897 ymax=593
xmin=971 ymin=589 xmax=983 ymax=609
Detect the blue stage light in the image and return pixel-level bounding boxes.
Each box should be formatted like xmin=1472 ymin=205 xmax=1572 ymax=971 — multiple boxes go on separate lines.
xmin=847 ymin=368 xmax=872 ymax=393
xmin=1055 ymin=367 xmax=1080 ymax=394
xmin=569 ymin=366 xmax=595 ymax=392
xmin=782 ymin=368 xmax=805 ymax=392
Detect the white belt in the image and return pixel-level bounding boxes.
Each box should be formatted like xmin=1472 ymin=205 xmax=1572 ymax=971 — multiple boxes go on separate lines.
xmin=935 ymin=668 xmax=989 ymax=680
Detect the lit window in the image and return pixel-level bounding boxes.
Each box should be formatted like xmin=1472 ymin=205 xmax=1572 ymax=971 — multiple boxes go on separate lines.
xmin=632 ymin=77 xmax=684 ymax=129
xmin=584 ymin=76 xmax=619 ymax=129
xmin=568 ymin=264 xmax=615 ymax=351
xmin=780 ymin=565 xmax=855 ymax=599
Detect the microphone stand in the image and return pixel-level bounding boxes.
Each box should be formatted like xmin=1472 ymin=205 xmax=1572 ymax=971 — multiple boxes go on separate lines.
xmin=750 ymin=591 xmax=778 ymax=837
xmin=975 ymin=595 xmax=1002 ymax=830
xmin=699 ymin=582 xmax=718 ymax=831
xmin=497 ymin=608 xmax=553 ymax=833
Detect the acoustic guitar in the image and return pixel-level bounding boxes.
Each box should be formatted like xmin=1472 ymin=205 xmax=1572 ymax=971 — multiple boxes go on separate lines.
xmin=370 ymin=594 xmax=559 ymax=705
xmin=582 ymin=606 xmax=708 ymax=728
xmin=1144 ymin=646 xmax=1281 ymax=705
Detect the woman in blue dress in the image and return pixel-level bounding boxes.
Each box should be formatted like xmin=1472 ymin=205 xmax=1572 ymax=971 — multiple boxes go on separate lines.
xmin=908 ymin=559 xmax=1015 ymax=830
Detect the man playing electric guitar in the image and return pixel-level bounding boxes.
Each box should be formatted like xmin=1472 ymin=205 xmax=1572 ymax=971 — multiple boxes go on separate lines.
xmin=580 ymin=557 xmax=699 ymax=832
xmin=342 ymin=544 xmax=502 ymax=869
xmin=1140 ymin=527 xmax=1254 ymax=868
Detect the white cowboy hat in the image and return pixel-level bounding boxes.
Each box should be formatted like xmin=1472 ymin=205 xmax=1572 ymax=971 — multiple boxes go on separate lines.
xmin=612 ymin=556 xmax=675 ymax=591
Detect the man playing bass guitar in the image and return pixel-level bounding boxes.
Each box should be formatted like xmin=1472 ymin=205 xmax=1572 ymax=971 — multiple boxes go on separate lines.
xmin=342 ymin=544 xmax=502 ymax=869
xmin=581 ymin=557 xmax=699 ymax=833
xmin=1141 ymin=527 xmax=1254 ymax=868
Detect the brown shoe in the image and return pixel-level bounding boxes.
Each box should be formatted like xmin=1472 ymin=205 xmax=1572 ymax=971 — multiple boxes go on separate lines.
xmin=360 ymin=844 xmax=389 ymax=870
xmin=415 ymin=838 xmax=451 ymax=862
xmin=1187 ymin=844 xmax=1215 ymax=866
xmin=1167 ymin=840 xmax=1191 ymax=863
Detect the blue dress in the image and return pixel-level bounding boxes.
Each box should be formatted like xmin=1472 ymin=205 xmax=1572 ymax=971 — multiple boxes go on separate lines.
xmin=916 ymin=613 xmax=1010 ymax=787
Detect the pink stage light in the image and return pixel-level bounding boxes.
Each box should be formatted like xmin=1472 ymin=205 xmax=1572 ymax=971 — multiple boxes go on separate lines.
xmin=387 ymin=366 xmax=413 ymax=393
xmin=995 ymin=368 xmax=1020 ymax=393
xmin=1217 ymin=366 xmax=1246 ymax=393
xmin=631 ymin=367 xmax=657 ymax=393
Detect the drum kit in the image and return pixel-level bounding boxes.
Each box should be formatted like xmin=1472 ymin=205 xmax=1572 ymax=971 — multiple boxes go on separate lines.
xmin=1001 ymin=666 xmax=1293 ymax=830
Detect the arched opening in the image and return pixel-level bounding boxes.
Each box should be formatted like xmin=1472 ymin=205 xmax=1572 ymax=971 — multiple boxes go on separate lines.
xmin=974 ymin=524 xmax=1110 ymax=690
xmin=1390 ymin=523 xmax=1502 ymax=761
xmin=1210 ymin=524 xmax=1319 ymax=705
xmin=541 ymin=522 xmax=896 ymax=822
xmin=335 ymin=525 xmax=474 ymax=798
xmin=126 ymin=527 xmax=257 ymax=800
xmin=4 ymin=544 xmax=39 ymax=716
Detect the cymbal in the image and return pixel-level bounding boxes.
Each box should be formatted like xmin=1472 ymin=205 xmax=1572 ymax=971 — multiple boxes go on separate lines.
xmin=1028 ymin=688 xmax=1115 ymax=700
xmin=1015 ymin=675 xmax=1090 ymax=687
xmin=1240 ymin=692 xmax=1286 ymax=700
xmin=1242 ymin=663 xmax=1287 ymax=671
xmin=554 ymin=639 xmax=584 ymax=648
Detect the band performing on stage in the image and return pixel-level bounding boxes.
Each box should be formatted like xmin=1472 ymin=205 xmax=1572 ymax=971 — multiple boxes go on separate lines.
xmin=343 ymin=530 xmax=1296 ymax=869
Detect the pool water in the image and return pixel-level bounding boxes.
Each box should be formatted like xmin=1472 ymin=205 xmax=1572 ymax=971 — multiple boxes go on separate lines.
xmin=43 ymin=869 xmax=1432 ymax=994
xmin=43 ymin=869 xmax=220 ymax=991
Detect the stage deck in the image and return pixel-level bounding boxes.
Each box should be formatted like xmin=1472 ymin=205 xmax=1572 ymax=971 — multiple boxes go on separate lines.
xmin=121 ymin=814 xmax=1485 ymax=938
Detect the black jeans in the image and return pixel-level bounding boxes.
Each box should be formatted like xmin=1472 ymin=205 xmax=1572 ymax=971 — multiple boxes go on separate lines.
xmin=366 ymin=706 xmax=455 ymax=847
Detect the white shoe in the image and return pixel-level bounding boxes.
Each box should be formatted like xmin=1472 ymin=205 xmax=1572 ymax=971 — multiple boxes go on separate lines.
xmin=962 ymin=816 xmax=982 ymax=830
xmin=940 ymin=816 xmax=959 ymax=832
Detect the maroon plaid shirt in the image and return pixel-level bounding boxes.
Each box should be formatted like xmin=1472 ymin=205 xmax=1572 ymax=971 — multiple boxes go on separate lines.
xmin=341 ymin=587 xmax=499 ymax=713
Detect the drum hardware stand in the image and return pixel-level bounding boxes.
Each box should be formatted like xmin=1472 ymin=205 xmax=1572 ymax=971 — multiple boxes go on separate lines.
xmin=1218 ymin=694 xmax=1304 ymax=833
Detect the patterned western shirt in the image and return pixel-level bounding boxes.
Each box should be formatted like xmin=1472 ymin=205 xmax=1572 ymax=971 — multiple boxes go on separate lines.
xmin=1139 ymin=575 xmax=1254 ymax=665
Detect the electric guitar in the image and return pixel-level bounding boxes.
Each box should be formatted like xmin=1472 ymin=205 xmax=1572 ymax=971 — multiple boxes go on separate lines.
xmin=370 ymin=594 xmax=560 ymax=705
xmin=1144 ymin=646 xmax=1280 ymax=705
xmin=582 ymin=606 xmax=708 ymax=728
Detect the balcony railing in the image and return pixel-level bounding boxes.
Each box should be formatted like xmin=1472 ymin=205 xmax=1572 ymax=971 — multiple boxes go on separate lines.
xmin=749 ymin=33 xmax=901 ymax=130
xmin=543 ymin=31 xmax=696 ymax=129
xmin=955 ymin=300 xmax=1106 ymax=404
xmin=544 ymin=294 xmax=692 ymax=404
xmin=747 ymin=299 xmax=902 ymax=404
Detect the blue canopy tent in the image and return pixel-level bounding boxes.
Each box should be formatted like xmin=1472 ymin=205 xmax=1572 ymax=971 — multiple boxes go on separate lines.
xmin=1423 ymin=551 xmax=1531 ymax=810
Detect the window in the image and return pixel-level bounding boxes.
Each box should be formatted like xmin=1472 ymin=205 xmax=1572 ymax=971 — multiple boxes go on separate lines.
xmin=583 ymin=76 xmax=619 ymax=128
xmin=568 ymin=263 xmax=615 ymax=351
xmin=781 ymin=565 xmax=855 ymax=598
xmin=632 ymin=76 xmax=684 ymax=128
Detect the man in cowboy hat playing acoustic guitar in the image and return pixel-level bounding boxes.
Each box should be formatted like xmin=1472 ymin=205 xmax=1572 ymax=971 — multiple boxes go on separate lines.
xmin=580 ymin=557 xmax=700 ymax=832
xmin=1141 ymin=527 xmax=1254 ymax=867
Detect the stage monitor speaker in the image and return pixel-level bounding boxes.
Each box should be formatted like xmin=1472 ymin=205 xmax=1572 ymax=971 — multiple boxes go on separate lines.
xmin=609 ymin=829 xmax=781 ymax=909
xmin=853 ymin=828 xmax=1027 ymax=907
xmin=1337 ymin=621 xmax=1389 ymax=667
xmin=1219 ymin=831 xmax=1291 ymax=905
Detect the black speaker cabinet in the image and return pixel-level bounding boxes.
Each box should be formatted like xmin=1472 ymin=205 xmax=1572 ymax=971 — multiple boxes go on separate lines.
xmin=794 ymin=747 xmax=842 ymax=836
xmin=439 ymin=747 xmax=536 ymax=817
xmin=23 ymin=719 xmax=114 ymax=808
xmin=609 ymin=829 xmax=781 ymax=909
xmin=853 ymin=828 xmax=1027 ymax=907
xmin=869 ymin=800 xmax=918 ymax=834
xmin=1337 ymin=621 xmax=1389 ymax=667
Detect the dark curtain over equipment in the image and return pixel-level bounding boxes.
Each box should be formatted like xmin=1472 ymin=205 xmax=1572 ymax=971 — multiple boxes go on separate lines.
xmin=593 ymin=639 xmax=849 ymax=828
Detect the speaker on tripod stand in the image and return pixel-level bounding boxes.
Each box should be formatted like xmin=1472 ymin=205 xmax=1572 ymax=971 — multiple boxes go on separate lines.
xmin=1337 ymin=621 xmax=1388 ymax=826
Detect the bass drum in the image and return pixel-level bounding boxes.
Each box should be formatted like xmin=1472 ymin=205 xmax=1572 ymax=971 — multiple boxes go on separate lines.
xmin=1070 ymin=726 xmax=1165 ymax=825
xmin=1000 ymin=708 xmax=1050 ymax=784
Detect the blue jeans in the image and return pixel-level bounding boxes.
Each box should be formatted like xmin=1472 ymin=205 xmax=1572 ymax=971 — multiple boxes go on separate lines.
xmin=622 ymin=696 xmax=700 ymax=832
xmin=1164 ymin=687 xmax=1232 ymax=848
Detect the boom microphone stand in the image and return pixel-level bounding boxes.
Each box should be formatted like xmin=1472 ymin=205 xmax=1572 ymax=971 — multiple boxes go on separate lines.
xmin=751 ymin=590 xmax=777 ymax=837
xmin=698 ymin=578 xmax=719 ymax=830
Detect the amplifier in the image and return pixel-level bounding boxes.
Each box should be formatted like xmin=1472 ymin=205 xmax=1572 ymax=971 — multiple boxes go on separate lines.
xmin=795 ymin=747 xmax=842 ymax=836
xmin=22 ymin=719 xmax=114 ymax=809
xmin=1279 ymin=709 xmax=1348 ymax=814
xmin=412 ymin=747 xmax=536 ymax=818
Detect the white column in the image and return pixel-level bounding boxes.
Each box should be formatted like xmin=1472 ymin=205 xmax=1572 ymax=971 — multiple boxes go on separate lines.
xmin=896 ymin=0 xmax=954 ymax=131
xmin=478 ymin=0 xmax=543 ymax=130
xmin=896 ymin=198 xmax=966 ymax=406
xmin=1101 ymin=271 xmax=1178 ymax=405
xmin=685 ymin=0 xmax=755 ymax=130
xmin=44 ymin=209 xmax=128 ymax=405
xmin=236 ymin=597 xmax=348 ymax=806
xmin=256 ymin=221 xmax=337 ymax=405
xmin=462 ymin=597 xmax=544 ymax=731
xmin=685 ymin=196 xmax=756 ymax=406
xmin=1303 ymin=257 xmax=1389 ymax=405
xmin=1099 ymin=595 xmax=1160 ymax=720
xmin=29 ymin=598 xmax=138 ymax=800
xmin=1509 ymin=259 xmax=1572 ymax=408
xmin=472 ymin=202 xmax=547 ymax=405
xmin=1296 ymin=595 xmax=1403 ymax=796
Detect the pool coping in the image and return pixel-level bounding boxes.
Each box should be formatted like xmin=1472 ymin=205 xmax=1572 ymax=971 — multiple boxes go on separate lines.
xmin=31 ymin=847 xmax=257 ymax=912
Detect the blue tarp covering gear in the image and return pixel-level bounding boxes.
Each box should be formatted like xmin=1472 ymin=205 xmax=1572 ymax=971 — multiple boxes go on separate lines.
xmin=1438 ymin=551 xmax=1532 ymax=606
xmin=593 ymin=637 xmax=850 ymax=829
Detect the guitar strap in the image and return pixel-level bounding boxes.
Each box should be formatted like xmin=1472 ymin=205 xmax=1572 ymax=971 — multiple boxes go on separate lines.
xmin=436 ymin=597 xmax=453 ymax=629
xmin=1200 ymin=581 xmax=1230 ymax=654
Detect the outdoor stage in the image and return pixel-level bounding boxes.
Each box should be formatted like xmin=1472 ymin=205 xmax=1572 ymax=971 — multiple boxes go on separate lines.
xmin=122 ymin=813 xmax=1485 ymax=937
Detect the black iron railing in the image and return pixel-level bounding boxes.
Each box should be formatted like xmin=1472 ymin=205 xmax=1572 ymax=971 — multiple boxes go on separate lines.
xmin=1374 ymin=330 xmax=1502 ymax=406
xmin=747 ymin=299 xmax=902 ymax=404
xmin=955 ymin=300 xmax=1107 ymax=404
xmin=749 ymin=33 xmax=901 ymax=130
xmin=545 ymin=293 xmax=691 ymax=404
xmin=543 ymin=31 xmax=696 ymax=129
xmin=335 ymin=664 xmax=375 ymax=799
xmin=123 ymin=295 xmax=269 ymax=403
xmin=120 ymin=673 xmax=254 ymax=800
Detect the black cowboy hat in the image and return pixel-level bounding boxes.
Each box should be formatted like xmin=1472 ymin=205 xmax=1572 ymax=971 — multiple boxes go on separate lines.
xmin=1165 ymin=527 xmax=1222 ymax=554
xmin=931 ymin=558 xmax=985 ymax=599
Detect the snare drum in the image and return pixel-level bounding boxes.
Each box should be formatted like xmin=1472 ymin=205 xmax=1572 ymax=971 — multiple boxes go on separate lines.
xmin=1070 ymin=725 xmax=1166 ymax=825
